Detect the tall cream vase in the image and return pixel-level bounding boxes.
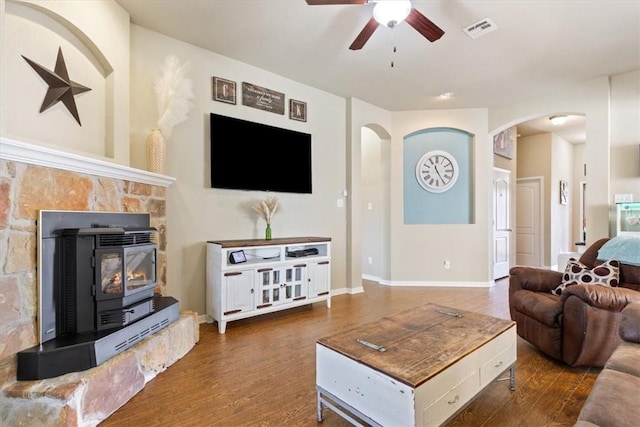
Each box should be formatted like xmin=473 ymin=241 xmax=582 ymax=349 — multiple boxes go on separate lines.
xmin=146 ymin=129 xmax=167 ymax=174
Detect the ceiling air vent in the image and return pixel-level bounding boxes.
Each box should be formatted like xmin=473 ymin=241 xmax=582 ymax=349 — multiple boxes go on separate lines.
xmin=463 ymin=18 xmax=497 ymax=39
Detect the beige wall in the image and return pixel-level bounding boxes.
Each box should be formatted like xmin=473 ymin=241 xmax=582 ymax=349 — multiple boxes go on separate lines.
xmin=387 ymin=109 xmax=492 ymax=285
xmin=609 ymin=71 xmax=640 ymax=235
xmin=492 ymin=70 xmax=639 ymax=250
xmin=129 ymin=26 xmax=349 ymax=312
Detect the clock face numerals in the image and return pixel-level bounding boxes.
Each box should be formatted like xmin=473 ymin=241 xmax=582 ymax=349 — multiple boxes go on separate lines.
xmin=416 ymin=150 xmax=459 ymax=193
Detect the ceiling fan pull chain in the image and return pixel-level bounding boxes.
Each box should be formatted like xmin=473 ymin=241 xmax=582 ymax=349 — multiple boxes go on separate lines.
xmin=390 ymin=47 xmax=395 ymax=68
xmin=391 ymin=32 xmax=397 ymax=68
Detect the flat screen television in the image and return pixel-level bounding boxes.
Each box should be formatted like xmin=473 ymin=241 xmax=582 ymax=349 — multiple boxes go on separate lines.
xmin=210 ymin=113 xmax=312 ymax=193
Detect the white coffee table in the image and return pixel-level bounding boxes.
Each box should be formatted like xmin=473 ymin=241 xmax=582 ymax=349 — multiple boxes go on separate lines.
xmin=316 ymin=303 xmax=516 ymax=427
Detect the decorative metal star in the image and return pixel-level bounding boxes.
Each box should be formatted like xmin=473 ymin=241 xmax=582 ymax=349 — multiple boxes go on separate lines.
xmin=22 ymin=47 xmax=91 ymax=126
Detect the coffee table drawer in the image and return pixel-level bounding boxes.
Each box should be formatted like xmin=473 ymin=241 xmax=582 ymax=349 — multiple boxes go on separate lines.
xmin=480 ymin=341 xmax=516 ymax=387
xmin=478 ymin=328 xmax=517 ymax=387
xmin=422 ymin=369 xmax=478 ymax=427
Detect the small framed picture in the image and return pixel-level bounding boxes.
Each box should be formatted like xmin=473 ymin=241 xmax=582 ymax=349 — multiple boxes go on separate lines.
xmin=289 ymin=99 xmax=307 ymax=122
xmin=560 ymin=180 xmax=568 ymax=204
xmin=493 ymin=128 xmax=514 ymax=159
xmin=213 ymin=77 xmax=236 ymax=104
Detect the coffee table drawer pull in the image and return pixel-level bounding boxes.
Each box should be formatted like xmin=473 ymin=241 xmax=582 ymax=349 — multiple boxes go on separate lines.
xmin=494 ymin=360 xmax=504 ymax=368
xmin=448 ymin=395 xmax=459 ymax=405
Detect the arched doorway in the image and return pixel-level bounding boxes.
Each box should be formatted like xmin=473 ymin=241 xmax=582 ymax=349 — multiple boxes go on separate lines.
xmin=360 ymin=127 xmax=391 ymax=283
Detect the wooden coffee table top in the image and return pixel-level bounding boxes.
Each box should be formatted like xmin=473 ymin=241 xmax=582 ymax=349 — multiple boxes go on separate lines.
xmin=317 ymin=303 xmax=515 ymax=388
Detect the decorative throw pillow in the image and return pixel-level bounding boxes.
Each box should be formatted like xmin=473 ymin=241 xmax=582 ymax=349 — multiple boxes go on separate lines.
xmin=551 ymin=258 xmax=620 ymax=296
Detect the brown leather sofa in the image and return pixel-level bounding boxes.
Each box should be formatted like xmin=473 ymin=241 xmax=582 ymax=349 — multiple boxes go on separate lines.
xmin=574 ymin=303 xmax=640 ymax=426
xmin=509 ymin=238 xmax=640 ymax=367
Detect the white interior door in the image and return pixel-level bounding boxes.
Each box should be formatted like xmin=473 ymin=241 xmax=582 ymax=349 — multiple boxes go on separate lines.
xmin=516 ymin=177 xmax=543 ymax=267
xmin=493 ymin=168 xmax=511 ymax=279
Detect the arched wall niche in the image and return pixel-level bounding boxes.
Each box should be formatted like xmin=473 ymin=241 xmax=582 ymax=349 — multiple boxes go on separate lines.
xmin=2 ymin=0 xmax=129 ymax=164
xmin=404 ymin=127 xmax=474 ymax=225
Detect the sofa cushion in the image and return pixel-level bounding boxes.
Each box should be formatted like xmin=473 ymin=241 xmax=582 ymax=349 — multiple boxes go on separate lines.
xmin=576 ymin=368 xmax=640 ymax=426
xmin=552 ymin=258 xmax=620 ymax=296
xmin=619 ymin=303 xmax=640 ymax=343
xmin=604 ymin=341 xmax=640 ymax=377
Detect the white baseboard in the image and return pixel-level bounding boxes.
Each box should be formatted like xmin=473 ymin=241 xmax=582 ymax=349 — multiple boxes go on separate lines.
xmin=364 ymin=277 xmax=496 ymax=288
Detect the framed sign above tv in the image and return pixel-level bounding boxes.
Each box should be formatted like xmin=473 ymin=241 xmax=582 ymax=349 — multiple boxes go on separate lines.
xmin=209 ymin=113 xmax=312 ymax=194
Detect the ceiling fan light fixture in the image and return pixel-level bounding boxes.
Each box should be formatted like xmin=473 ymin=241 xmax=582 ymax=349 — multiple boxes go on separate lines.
xmin=373 ymin=1 xmax=412 ymax=28
xmin=549 ymin=115 xmax=568 ymax=126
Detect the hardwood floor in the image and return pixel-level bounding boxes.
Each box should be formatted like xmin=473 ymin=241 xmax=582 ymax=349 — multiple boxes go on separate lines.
xmin=102 ymin=279 xmax=599 ymax=426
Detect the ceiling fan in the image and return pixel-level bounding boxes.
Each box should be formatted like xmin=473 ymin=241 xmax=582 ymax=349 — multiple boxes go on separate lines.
xmin=306 ymin=0 xmax=445 ymax=50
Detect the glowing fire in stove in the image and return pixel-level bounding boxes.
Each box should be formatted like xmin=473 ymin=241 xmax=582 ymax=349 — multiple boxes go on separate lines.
xmin=103 ymin=271 xmax=123 ymax=294
xmin=127 ymin=269 xmax=147 ymax=282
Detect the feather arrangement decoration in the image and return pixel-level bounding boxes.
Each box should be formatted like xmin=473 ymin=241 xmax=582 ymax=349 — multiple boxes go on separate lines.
xmin=252 ymin=196 xmax=279 ymax=225
xmin=154 ymin=55 xmax=194 ymax=138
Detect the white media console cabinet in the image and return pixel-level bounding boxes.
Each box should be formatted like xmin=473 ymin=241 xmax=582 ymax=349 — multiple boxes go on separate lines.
xmin=206 ymin=237 xmax=331 ymax=333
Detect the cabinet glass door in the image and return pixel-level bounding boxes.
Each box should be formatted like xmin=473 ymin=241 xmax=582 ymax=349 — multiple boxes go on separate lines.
xmin=258 ymin=268 xmax=286 ymax=307
xmin=286 ymin=264 xmax=307 ymax=300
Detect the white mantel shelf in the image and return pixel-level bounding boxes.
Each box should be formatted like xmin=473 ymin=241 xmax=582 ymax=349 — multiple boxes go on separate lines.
xmin=0 ymin=137 xmax=176 ymax=187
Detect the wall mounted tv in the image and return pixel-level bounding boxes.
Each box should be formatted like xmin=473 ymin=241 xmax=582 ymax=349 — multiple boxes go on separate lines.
xmin=210 ymin=113 xmax=312 ymax=194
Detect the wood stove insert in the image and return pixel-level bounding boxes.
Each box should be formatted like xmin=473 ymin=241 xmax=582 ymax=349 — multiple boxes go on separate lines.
xmin=16 ymin=211 xmax=180 ymax=381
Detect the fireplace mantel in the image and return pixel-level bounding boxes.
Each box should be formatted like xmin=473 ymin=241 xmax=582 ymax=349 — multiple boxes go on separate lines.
xmin=0 ymin=137 xmax=175 ymax=187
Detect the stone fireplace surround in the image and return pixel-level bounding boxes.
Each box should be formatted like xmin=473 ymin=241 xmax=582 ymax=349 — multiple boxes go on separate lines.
xmin=0 ymin=138 xmax=199 ymax=426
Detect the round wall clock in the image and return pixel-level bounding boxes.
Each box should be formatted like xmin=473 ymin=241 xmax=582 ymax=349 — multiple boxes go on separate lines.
xmin=415 ymin=150 xmax=459 ymax=193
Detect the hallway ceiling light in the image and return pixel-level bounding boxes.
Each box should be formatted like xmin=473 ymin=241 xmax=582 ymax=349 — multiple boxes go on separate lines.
xmin=549 ymin=115 xmax=568 ymax=126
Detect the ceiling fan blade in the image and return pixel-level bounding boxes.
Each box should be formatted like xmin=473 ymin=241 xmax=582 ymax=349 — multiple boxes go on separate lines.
xmin=349 ymin=17 xmax=380 ymax=50
xmin=305 ymin=0 xmax=368 ymax=5
xmin=405 ymin=8 xmax=445 ymax=42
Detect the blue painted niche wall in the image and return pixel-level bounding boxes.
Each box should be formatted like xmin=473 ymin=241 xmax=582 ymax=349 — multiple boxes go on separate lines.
xmin=404 ymin=127 xmax=474 ymax=224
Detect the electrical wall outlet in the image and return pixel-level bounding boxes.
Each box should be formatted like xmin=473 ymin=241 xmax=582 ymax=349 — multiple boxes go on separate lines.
xmin=444 ymin=260 xmax=451 ymax=269
xmin=368 ymin=257 xmax=373 ymax=265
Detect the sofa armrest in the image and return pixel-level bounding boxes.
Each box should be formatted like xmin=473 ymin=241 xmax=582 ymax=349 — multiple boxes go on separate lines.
xmin=560 ymin=285 xmax=640 ymax=312
xmin=509 ymin=266 xmax=563 ymax=293
xmin=620 ymin=303 xmax=640 ymax=343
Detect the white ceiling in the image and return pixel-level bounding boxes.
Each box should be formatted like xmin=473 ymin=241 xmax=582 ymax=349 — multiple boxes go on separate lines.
xmin=115 ymin=0 xmax=640 ymax=144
